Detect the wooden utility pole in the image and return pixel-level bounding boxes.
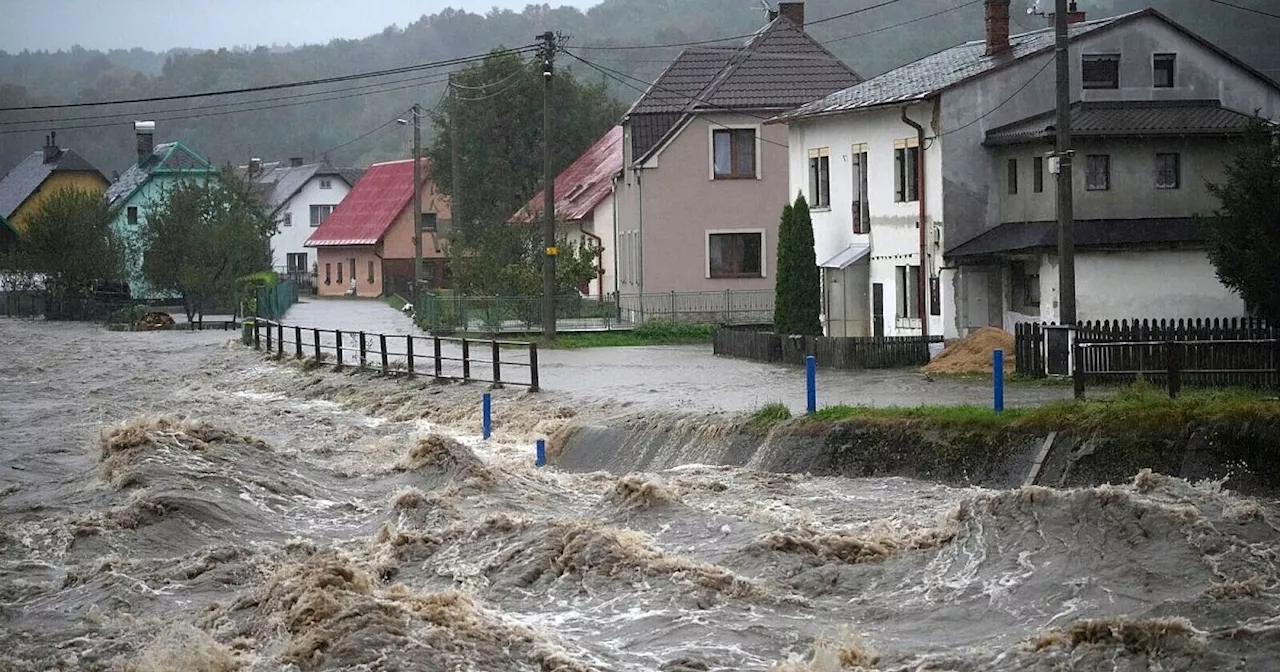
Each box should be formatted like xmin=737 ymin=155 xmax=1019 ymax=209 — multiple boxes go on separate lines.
xmin=539 ymin=31 xmax=558 ymax=341
xmin=449 ymin=74 xmax=463 ymax=251
xmin=1054 ymin=0 xmax=1077 ymax=325
xmin=412 ymin=103 xmax=423 ymax=302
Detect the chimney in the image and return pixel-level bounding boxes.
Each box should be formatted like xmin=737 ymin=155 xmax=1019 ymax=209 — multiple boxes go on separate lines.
xmin=985 ymin=0 xmax=1011 ymax=56
xmin=134 ymin=121 xmax=155 ymax=165
xmin=777 ymin=1 xmax=804 ymax=27
xmin=42 ymin=131 xmax=60 ymax=163
xmin=249 ymin=157 xmax=262 ymax=177
xmin=290 ymin=156 xmax=304 ymax=167
xmin=1047 ymin=1 xmax=1087 ymax=27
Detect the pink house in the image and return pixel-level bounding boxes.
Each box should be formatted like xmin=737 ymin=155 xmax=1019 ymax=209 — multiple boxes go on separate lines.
xmin=304 ymin=158 xmax=450 ymax=297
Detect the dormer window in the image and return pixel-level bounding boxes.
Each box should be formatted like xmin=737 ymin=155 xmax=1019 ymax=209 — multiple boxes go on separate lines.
xmin=1082 ymin=54 xmax=1119 ymax=89
xmin=1153 ymin=54 xmax=1175 ymax=88
xmin=319 ymin=177 xmax=332 ymax=189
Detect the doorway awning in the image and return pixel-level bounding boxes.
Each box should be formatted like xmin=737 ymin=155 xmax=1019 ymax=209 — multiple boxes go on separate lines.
xmin=818 ymin=241 xmax=870 ymax=269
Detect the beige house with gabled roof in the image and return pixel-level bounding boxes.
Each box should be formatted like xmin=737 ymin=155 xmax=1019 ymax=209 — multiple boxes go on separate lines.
xmin=613 ymin=1 xmax=860 ymax=317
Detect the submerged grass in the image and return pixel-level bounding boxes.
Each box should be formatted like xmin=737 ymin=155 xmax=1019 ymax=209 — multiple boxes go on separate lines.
xmin=552 ymin=321 xmax=714 ymax=349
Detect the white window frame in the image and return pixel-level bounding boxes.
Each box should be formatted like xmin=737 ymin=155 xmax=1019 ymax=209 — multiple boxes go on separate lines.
xmin=807 ymin=147 xmax=831 ymax=210
xmin=704 ymin=228 xmax=767 ymax=279
xmin=707 ymin=122 xmax=763 ymax=181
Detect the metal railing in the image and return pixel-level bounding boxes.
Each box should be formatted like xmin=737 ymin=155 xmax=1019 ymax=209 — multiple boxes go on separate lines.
xmin=618 ymin=289 xmax=773 ymax=325
xmin=250 ymin=319 xmax=539 ymax=389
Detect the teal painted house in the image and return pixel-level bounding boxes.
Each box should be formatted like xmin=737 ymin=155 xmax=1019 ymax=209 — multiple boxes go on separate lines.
xmin=105 ymin=122 xmax=215 ymax=298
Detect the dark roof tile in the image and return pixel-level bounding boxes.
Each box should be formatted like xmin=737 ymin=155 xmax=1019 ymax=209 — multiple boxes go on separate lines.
xmin=0 ymin=148 xmax=105 ymax=219
xmin=984 ymin=99 xmax=1264 ymax=144
xmin=947 ymin=218 xmax=1203 ymax=257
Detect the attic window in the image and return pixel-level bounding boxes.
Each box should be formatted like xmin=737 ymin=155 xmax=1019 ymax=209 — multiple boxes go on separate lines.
xmin=319 ymin=177 xmax=332 ymax=189
xmin=1082 ymin=54 xmax=1119 ymax=89
xmin=1153 ymin=53 xmax=1175 ymax=88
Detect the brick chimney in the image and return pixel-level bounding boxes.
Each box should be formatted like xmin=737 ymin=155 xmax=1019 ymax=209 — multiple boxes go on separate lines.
xmin=1047 ymin=1 xmax=1087 ymax=27
xmin=134 ymin=121 xmax=155 ymax=165
xmin=42 ymin=131 xmax=61 ymax=163
xmin=290 ymin=156 xmax=304 ymax=167
xmin=777 ymin=1 xmax=804 ymax=27
xmin=985 ymin=0 xmax=1011 ymax=56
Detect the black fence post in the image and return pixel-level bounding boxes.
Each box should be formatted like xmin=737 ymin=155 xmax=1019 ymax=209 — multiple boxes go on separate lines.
xmin=380 ymin=334 xmax=389 ymax=374
xmin=277 ymin=322 xmax=284 ymax=357
xmin=1073 ymin=342 xmax=1085 ymax=400
xmin=265 ymin=321 xmax=273 ymax=352
xmin=335 ymin=331 xmax=344 ymax=367
xmin=1167 ymin=341 xmax=1182 ymax=400
xmin=254 ymin=320 xmax=261 ymax=350
xmin=492 ymin=340 xmax=502 ymax=387
xmin=434 ymin=337 xmax=443 ymax=379
xmin=529 ymin=342 xmax=540 ymax=391
xmin=295 ymin=326 xmax=303 ymax=359
xmin=313 ymin=328 xmax=321 ymax=361
xmin=359 ymin=331 xmax=366 ymax=369
xmin=462 ymin=339 xmax=471 ymax=381
xmin=406 ymin=336 xmax=415 ymax=374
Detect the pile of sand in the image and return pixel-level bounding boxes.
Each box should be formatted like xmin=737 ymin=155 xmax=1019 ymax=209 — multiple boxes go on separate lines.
xmin=922 ymin=326 xmax=1015 ymax=374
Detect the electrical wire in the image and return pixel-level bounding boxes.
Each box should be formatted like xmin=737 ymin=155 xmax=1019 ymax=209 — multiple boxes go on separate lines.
xmin=823 ymin=0 xmax=984 ymax=45
xmin=1204 ymin=0 xmax=1280 ymax=20
xmin=448 ymin=63 xmax=531 ymax=90
xmin=318 ymin=113 xmax=405 ymax=156
xmin=0 ymin=46 xmax=538 ymax=112
xmin=937 ymin=54 xmax=1054 ymax=137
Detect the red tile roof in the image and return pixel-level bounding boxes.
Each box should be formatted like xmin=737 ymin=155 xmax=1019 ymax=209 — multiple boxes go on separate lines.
xmin=305 ymin=158 xmax=427 ymax=247
xmin=513 ymin=126 xmax=622 ymax=224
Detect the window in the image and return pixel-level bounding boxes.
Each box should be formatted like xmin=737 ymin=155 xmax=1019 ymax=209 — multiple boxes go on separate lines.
xmin=424 ymin=261 xmax=437 ymax=287
xmin=712 ymin=128 xmax=756 ymax=179
xmin=895 ymin=265 xmax=920 ymax=319
xmin=1007 ymin=158 xmax=1019 ymax=195
xmin=349 ymin=259 xmax=356 ymax=283
xmin=286 ymin=253 xmax=308 ymax=273
xmin=1155 ymin=152 xmax=1181 ymax=189
xmin=282 ymin=212 xmax=292 ymax=227
xmin=336 ymin=260 xmax=343 ymax=283
xmin=1085 ymin=154 xmax=1111 ymax=191
xmin=319 ymin=177 xmax=332 ymax=189
xmin=708 ymin=232 xmax=763 ymax=278
xmin=1082 ymin=54 xmax=1120 ymax=89
xmin=421 ymin=212 xmax=438 ymax=232
xmin=368 ymin=260 xmax=375 ymax=283
xmin=127 ymin=206 xmax=138 ymax=227
xmin=1012 ymin=261 xmax=1040 ymax=307
xmin=851 ymin=145 xmax=870 ymax=234
xmin=310 ymin=204 xmax=335 ymax=226
xmin=325 ymin=263 xmax=332 ymax=285
xmin=1033 ymin=156 xmax=1045 ymax=193
xmin=1153 ymin=53 xmax=1175 ymax=88
xmin=894 ymin=142 xmax=920 ymax=203
xmin=807 ymin=148 xmax=830 ymax=208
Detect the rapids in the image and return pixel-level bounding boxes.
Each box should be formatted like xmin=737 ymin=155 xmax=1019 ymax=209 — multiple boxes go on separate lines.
xmin=1 ymin=319 xmax=1278 ymax=671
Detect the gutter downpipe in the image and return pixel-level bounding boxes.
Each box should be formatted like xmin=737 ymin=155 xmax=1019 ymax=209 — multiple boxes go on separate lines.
xmin=578 ymin=221 xmax=605 ymax=304
xmin=611 ymin=176 xmax=620 ymax=298
xmin=901 ymin=105 xmax=930 ymax=347
xmin=637 ymin=167 xmax=645 ymax=321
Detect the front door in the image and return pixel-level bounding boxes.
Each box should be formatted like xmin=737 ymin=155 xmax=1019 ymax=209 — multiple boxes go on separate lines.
xmin=872 ymin=282 xmax=885 ymax=340
xmin=965 ymin=271 xmax=989 ymax=332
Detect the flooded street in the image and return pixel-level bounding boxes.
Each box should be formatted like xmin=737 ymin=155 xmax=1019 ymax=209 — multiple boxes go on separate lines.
xmin=2 ymin=317 xmax=1279 ymax=671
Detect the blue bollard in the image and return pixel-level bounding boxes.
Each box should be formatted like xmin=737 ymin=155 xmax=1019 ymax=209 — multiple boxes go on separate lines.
xmin=482 ymin=392 xmax=492 ymax=440
xmin=805 ymin=355 xmax=817 ymax=415
xmin=994 ymin=348 xmax=1004 ymax=413
xmin=535 ymin=439 xmax=546 ymax=467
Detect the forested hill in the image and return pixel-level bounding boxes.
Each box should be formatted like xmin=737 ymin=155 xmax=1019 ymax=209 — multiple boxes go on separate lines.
xmin=1 ymin=0 xmax=1276 ymax=178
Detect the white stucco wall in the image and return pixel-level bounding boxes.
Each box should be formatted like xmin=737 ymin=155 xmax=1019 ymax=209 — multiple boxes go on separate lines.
xmin=274 ymin=175 xmax=351 ymax=272
xmin=1036 ymin=249 xmax=1245 ymax=323
xmin=786 ymin=102 xmax=947 ymax=337
xmin=590 ymin=191 xmax=617 ymax=297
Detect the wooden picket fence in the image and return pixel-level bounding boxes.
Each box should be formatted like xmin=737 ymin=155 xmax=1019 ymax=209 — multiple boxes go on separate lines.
xmin=1015 ymin=317 xmax=1279 ymax=392
xmin=713 ymin=327 xmax=942 ymax=369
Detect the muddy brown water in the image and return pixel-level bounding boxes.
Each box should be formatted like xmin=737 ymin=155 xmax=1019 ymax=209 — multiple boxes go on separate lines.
xmin=2 ymin=319 xmax=1278 ymax=671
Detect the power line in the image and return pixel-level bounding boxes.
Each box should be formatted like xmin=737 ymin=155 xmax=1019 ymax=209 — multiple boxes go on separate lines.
xmin=1204 ymin=0 xmax=1280 ymax=20
xmin=938 ymin=54 xmax=1054 ymax=137
xmin=574 ymin=0 xmax=918 ymax=51
xmin=824 ymin=0 xmax=984 ymax=44
xmin=0 ymin=46 xmax=538 ymax=112
xmin=319 ymin=113 xmax=405 ymax=156
xmin=0 ymin=70 xmax=456 ymax=128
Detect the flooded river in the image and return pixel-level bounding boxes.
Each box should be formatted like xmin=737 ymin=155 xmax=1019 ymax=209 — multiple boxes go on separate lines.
xmin=2 ymin=319 xmax=1278 ymax=671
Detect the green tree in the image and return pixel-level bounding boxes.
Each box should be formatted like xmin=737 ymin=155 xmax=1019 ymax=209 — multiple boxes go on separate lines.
xmin=1 ymin=186 xmax=126 ymax=316
xmin=773 ymin=194 xmax=822 ymax=336
xmin=140 ymin=169 xmax=276 ymax=322
xmin=1202 ymin=121 xmax=1280 ymax=322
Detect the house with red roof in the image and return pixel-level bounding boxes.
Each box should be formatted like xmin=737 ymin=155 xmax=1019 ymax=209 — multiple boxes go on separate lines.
xmin=512 ymin=125 xmax=622 ymax=299
xmin=304 ymin=158 xmax=450 ymax=297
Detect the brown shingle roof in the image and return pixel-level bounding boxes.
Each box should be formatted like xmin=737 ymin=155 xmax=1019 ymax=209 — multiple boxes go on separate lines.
xmin=983 ymin=100 xmax=1265 ymax=145
xmin=625 ymin=15 xmax=860 ymax=164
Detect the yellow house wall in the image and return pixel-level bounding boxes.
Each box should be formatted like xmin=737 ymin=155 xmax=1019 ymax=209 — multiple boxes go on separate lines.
xmin=9 ymin=171 xmax=108 ymax=235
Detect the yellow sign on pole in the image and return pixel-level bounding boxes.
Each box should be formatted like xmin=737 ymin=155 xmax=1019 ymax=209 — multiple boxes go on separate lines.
xmin=546 ymin=247 xmax=559 ymax=256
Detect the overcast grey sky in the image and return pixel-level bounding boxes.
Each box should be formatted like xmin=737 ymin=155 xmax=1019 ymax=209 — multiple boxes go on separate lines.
xmin=2 ymin=0 xmax=598 ymax=52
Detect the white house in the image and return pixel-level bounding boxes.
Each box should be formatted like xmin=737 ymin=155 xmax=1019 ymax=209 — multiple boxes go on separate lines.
xmin=241 ymin=158 xmax=360 ymax=289
xmin=773 ymin=1 xmax=1280 ymax=338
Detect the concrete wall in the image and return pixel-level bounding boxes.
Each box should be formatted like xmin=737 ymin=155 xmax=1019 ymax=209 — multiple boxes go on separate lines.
xmin=998 ymin=137 xmax=1228 ymax=223
xmin=9 ymin=170 xmax=107 ymax=235
xmin=615 ymin=112 xmax=788 ymax=296
xmin=273 ymin=175 xmax=351 ymax=273
xmin=786 ymin=102 xmax=947 ymax=337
